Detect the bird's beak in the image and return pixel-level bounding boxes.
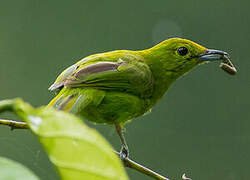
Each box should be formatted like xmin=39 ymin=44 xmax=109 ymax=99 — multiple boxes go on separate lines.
xmin=198 ymin=49 xmax=228 ymax=61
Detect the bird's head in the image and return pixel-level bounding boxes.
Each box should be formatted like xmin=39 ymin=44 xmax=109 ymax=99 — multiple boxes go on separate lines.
xmin=144 ymin=38 xmax=229 ymax=79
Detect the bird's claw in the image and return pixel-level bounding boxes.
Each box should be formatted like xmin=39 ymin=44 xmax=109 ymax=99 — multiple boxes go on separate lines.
xmin=119 ymin=146 xmax=129 ymax=160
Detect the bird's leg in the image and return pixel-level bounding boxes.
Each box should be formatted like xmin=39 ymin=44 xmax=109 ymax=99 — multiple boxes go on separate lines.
xmin=115 ymin=123 xmax=129 ymax=159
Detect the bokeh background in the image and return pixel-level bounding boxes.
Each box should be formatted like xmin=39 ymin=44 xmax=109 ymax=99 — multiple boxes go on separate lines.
xmin=0 ymin=0 xmax=249 ymax=179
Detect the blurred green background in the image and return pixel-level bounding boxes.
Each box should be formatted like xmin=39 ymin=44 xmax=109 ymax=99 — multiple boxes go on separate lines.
xmin=0 ymin=0 xmax=249 ymax=179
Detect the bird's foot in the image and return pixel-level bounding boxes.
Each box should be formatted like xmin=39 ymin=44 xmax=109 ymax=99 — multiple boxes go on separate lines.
xmin=119 ymin=146 xmax=129 ymax=160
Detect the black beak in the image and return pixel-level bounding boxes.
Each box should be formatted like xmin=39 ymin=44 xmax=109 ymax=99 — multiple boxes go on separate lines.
xmin=198 ymin=49 xmax=228 ymax=61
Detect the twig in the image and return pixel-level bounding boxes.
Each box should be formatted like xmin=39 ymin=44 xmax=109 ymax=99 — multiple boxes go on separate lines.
xmin=122 ymin=156 xmax=192 ymax=180
xmin=123 ymin=156 xmax=170 ymax=180
xmin=0 ymin=119 xmax=28 ymax=130
xmin=114 ymin=151 xmax=170 ymax=180
xmin=0 ymin=99 xmax=29 ymax=130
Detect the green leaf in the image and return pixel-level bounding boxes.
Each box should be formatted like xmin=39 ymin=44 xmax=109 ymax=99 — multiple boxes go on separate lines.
xmin=0 ymin=156 xmax=40 ymax=180
xmin=24 ymin=106 xmax=128 ymax=180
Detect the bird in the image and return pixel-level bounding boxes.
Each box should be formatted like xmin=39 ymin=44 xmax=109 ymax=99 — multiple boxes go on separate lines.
xmin=48 ymin=38 xmax=230 ymax=159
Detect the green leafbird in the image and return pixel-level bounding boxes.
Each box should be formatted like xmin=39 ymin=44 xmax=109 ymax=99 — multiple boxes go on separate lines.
xmin=48 ymin=38 xmax=233 ymax=158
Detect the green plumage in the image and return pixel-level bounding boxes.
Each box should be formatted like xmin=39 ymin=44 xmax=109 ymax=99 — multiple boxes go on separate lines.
xmin=48 ymin=38 xmax=208 ymax=124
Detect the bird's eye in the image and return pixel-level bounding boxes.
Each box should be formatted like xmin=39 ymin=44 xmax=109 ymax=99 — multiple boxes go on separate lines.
xmin=177 ymin=47 xmax=189 ymax=56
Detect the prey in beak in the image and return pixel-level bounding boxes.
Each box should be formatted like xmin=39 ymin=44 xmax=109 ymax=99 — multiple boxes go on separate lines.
xmin=198 ymin=49 xmax=237 ymax=75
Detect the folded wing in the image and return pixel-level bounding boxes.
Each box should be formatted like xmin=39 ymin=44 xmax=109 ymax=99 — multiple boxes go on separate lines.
xmin=49 ymin=55 xmax=153 ymax=98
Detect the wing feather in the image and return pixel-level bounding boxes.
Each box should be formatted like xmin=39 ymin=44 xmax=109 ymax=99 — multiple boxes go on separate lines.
xmin=49 ymin=53 xmax=153 ymax=97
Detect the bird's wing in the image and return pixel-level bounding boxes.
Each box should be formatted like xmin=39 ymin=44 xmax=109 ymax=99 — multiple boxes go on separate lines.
xmin=49 ymin=54 xmax=153 ymax=97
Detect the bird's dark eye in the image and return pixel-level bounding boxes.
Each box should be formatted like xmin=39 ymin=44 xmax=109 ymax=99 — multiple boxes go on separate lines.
xmin=177 ymin=47 xmax=189 ymax=56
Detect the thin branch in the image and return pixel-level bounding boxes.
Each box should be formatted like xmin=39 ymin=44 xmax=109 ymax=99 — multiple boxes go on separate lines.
xmin=123 ymin=156 xmax=170 ymax=180
xmin=0 ymin=119 xmax=28 ymax=130
xmin=114 ymin=151 xmax=172 ymax=180
xmin=122 ymin=156 xmax=192 ymax=180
